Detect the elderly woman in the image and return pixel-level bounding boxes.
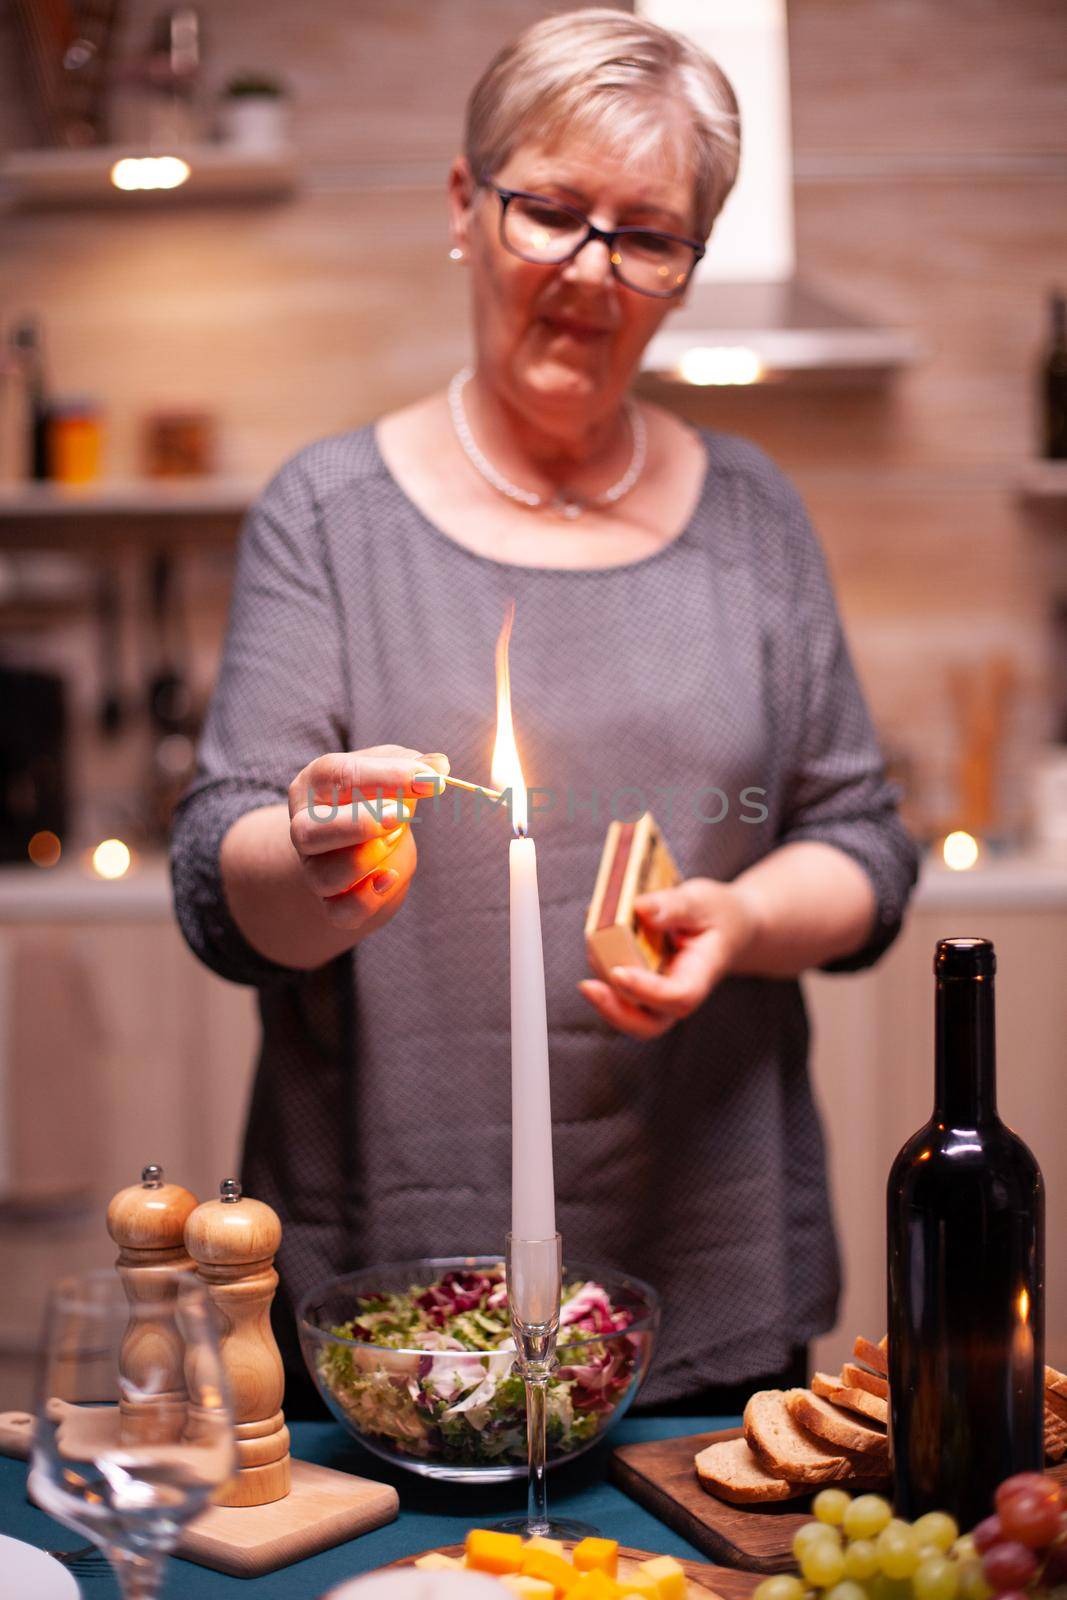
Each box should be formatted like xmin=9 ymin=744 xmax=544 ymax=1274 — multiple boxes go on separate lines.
xmin=172 ymin=8 xmax=918 ymax=1413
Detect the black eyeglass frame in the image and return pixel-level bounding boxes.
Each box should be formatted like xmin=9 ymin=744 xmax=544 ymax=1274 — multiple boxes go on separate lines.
xmin=478 ymin=175 xmax=705 ymax=299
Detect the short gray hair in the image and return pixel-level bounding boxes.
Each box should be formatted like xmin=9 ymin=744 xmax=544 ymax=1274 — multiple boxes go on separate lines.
xmin=464 ymin=7 xmax=740 ymax=239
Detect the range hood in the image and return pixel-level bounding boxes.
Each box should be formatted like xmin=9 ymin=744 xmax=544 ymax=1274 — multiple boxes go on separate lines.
xmin=635 ymin=0 xmax=918 ymax=385
xmin=641 ymin=280 xmax=920 ymax=385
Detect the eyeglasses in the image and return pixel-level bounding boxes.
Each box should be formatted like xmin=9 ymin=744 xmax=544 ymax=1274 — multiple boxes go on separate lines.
xmin=478 ymin=175 xmax=704 ymax=299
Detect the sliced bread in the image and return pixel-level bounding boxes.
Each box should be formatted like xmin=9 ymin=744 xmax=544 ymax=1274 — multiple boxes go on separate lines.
xmin=1045 ymin=1366 xmax=1067 ymax=1426
xmin=786 ymin=1388 xmax=889 ymax=1465
xmin=811 ymin=1371 xmax=889 ymax=1427
xmin=1045 ymin=1402 xmax=1067 ymax=1463
xmin=853 ymin=1334 xmax=888 ymax=1379
xmin=743 ymin=1389 xmax=854 ymax=1485
xmin=842 ymin=1361 xmax=889 ymax=1401
xmin=695 ymin=1436 xmax=799 ymax=1504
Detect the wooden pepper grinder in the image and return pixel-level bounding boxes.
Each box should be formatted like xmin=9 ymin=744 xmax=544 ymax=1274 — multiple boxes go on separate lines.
xmin=184 ymin=1178 xmax=291 ymax=1507
xmin=106 ymin=1163 xmax=199 ymax=1444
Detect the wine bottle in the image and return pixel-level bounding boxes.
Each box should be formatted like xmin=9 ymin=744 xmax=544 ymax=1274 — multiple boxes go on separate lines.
xmin=1044 ymin=290 xmax=1067 ymax=460
xmin=887 ymin=937 xmax=1044 ymax=1528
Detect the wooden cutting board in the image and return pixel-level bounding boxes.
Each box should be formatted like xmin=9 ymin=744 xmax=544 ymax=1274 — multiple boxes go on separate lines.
xmin=386 ymin=1544 xmax=762 ymax=1600
xmin=610 ymin=1430 xmax=817 ymax=1574
xmin=610 ymin=1429 xmax=1067 ymax=1575
xmin=0 ymin=1409 xmax=398 ymax=1578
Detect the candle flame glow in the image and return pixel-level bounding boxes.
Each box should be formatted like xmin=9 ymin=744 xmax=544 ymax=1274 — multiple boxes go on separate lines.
xmin=1017 ymin=1286 xmax=1030 ymax=1322
xmin=490 ymin=599 xmax=527 ymax=834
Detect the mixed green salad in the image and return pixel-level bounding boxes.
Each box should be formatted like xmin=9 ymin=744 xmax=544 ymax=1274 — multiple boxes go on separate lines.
xmin=317 ymin=1264 xmax=641 ymax=1466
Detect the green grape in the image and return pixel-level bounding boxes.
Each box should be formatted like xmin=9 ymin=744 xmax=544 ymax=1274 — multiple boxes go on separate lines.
xmin=956 ymin=1561 xmax=992 ymax=1600
xmin=799 ymin=1540 xmax=848 ymax=1589
xmin=912 ymin=1555 xmax=959 ymax=1600
xmin=951 ymin=1537 xmax=976 ymax=1564
xmin=814 ymin=1490 xmax=853 ymax=1527
xmin=823 ymin=1583 xmax=868 ymax=1600
xmin=753 ymin=1577 xmax=808 ymax=1600
xmin=914 ymin=1547 xmax=941 ymax=1566
xmin=843 ymin=1495 xmax=894 ymax=1542
xmin=794 ymin=1523 xmax=843 ymax=1562
xmin=876 ymin=1521 xmax=920 ymax=1581
xmin=868 ymin=1575 xmax=914 ymax=1600
xmin=911 ymin=1513 xmax=959 ymax=1555
xmin=843 ymin=1540 xmax=879 ymax=1581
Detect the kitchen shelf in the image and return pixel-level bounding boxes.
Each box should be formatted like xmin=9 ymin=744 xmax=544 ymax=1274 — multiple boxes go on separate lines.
xmin=0 ymin=478 xmax=257 ymax=546
xmin=1016 ymin=460 xmax=1067 ymax=502
xmin=0 ymin=143 xmax=298 ymax=209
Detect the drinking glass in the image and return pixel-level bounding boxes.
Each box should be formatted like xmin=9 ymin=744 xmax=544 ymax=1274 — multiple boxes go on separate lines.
xmin=494 ymin=1233 xmax=596 ymax=1539
xmin=29 ymin=1268 xmax=235 ymax=1600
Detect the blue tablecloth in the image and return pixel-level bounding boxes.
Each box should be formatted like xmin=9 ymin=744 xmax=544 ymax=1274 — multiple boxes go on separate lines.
xmin=0 ymin=1415 xmax=738 ymax=1598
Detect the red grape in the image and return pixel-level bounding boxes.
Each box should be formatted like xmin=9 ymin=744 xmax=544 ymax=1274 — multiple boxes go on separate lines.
xmin=997 ymin=1485 xmax=1062 ymax=1548
xmin=981 ymin=1542 xmax=1039 ymax=1593
xmin=994 ymin=1473 xmax=1058 ymax=1515
xmin=972 ymin=1516 xmax=1004 ymax=1555
xmin=1042 ymin=1539 xmax=1067 ymax=1586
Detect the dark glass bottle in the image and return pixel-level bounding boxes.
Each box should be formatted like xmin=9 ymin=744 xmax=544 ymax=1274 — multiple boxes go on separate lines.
xmin=1045 ymin=290 xmax=1067 ymax=460
xmin=11 ymin=316 xmax=50 ymax=481
xmin=887 ymin=937 xmax=1044 ymax=1529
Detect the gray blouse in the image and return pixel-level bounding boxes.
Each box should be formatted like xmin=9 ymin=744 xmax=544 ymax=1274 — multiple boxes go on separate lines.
xmin=170 ymin=424 xmax=919 ymax=1404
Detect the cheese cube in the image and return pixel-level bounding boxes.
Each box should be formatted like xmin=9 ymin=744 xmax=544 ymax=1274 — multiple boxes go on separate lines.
xmin=525 ymin=1537 xmax=567 ymax=1558
xmin=466 ymin=1529 xmax=526 ymax=1575
xmin=414 ymin=1554 xmax=465 ymax=1571
xmin=520 ymin=1549 xmax=583 ymax=1594
xmin=637 ymin=1556 xmax=687 ymax=1600
xmin=573 ymin=1540 xmax=620 ymax=1579
xmin=502 ymin=1579 xmax=557 ymax=1600
xmin=616 ymin=1585 xmax=659 ymax=1600
xmin=569 ymin=1573 xmax=621 ymax=1600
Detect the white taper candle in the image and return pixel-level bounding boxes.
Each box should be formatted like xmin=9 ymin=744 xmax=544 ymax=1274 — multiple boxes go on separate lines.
xmin=508 ymin=833 xmax=557 ymax=1242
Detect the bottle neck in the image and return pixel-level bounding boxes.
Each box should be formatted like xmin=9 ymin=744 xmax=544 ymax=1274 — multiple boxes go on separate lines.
xmin=934 ymin=973 xmax=998 ymax=1124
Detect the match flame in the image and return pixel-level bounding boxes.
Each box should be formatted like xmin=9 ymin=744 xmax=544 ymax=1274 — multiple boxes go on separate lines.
xmin=490 ymin=599 xmax=527 ymax=834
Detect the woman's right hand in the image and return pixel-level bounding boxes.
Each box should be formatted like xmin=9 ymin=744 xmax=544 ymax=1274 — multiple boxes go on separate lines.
xmin=288 ymin=745 xmax=450 ymax=932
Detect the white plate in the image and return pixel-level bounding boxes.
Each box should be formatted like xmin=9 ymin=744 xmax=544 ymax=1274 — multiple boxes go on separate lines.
xmin=0 ymin=1533 xmax=81 ymax=1600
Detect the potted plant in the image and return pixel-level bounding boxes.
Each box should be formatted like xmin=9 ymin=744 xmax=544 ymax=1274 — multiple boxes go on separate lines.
xmin=218 ymin=73 xmax=289 ymax=151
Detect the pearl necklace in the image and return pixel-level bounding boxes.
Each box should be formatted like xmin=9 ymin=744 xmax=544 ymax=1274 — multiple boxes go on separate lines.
xmin=447 ymin=366 xmax=646 ymax=520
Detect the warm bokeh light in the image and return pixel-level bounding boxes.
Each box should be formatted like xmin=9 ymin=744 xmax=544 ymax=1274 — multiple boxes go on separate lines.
xmin=942 ymin=830 xmax=980 ymax=871
xmin=1017 ymin=1287 xmax=1030 ymax=1322
xmin=110 ymin=155 xmax=191 ymax=192
xmin=91 ymin=838 xmax=132 ymax=879
xmin=27 ymin=830 xmax=62 ymax=868
xmin=490 ymin=599 xmax=528 ymax=834
xmin=676 ymin=345 xmax=764 ymax=386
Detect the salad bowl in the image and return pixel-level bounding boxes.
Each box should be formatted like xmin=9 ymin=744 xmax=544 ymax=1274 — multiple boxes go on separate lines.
xmin=297 ymin=1255 xmax=660 ymax=1482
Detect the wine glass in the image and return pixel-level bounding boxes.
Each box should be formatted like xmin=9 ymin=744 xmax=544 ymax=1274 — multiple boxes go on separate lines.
xmin=494 ymin=1233 xmax=596 ymax=1539
xmin=29 ymin=1268 xmax=235 ymax=1600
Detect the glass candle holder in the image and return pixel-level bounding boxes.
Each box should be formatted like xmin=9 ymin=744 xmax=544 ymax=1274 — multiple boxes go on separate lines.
xmin=494 ymin=1233 xmax=596 ymax=1540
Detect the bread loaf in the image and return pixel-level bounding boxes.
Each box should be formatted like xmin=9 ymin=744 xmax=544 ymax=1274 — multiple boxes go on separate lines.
xmin=811 ymin=1371 xmax=889 ymax=1427
xmin=785 ymin=1389 xmax=888 ymax=1465
xmin=695 ymin=1437 xmax=800 ymax=1504
xmin=853 ymin=1335 xmax=888 ymax=1379
xmin=841 ymin=1361 xmax=889 ymax=1401
xmin=743 ymin=1390 xmax=854 ymax=1485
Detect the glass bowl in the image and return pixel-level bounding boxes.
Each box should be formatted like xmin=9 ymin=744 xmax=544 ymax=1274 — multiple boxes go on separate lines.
xmin=297 ymin=1255 xmax=660 ymax=1483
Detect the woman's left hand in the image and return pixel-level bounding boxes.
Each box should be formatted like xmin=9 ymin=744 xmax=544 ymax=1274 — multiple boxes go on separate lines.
xmin=577 ymin=876 xmax=761 ymax=1040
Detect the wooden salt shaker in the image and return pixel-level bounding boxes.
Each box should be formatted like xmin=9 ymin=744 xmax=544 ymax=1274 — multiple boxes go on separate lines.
xmin=106 ymin=1163 xmax=199 ymax=1444
xmin=184 ymin=1178 xmax=291 ymax=1507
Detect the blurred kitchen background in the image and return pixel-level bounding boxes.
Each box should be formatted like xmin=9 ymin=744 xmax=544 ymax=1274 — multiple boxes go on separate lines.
xmin=0 ymin=0 xmax=1065 ymax=1409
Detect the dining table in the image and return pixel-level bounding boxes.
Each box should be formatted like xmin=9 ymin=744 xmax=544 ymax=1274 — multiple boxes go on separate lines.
xmin=0 ymin=1413 xmax=749 ymax=1599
